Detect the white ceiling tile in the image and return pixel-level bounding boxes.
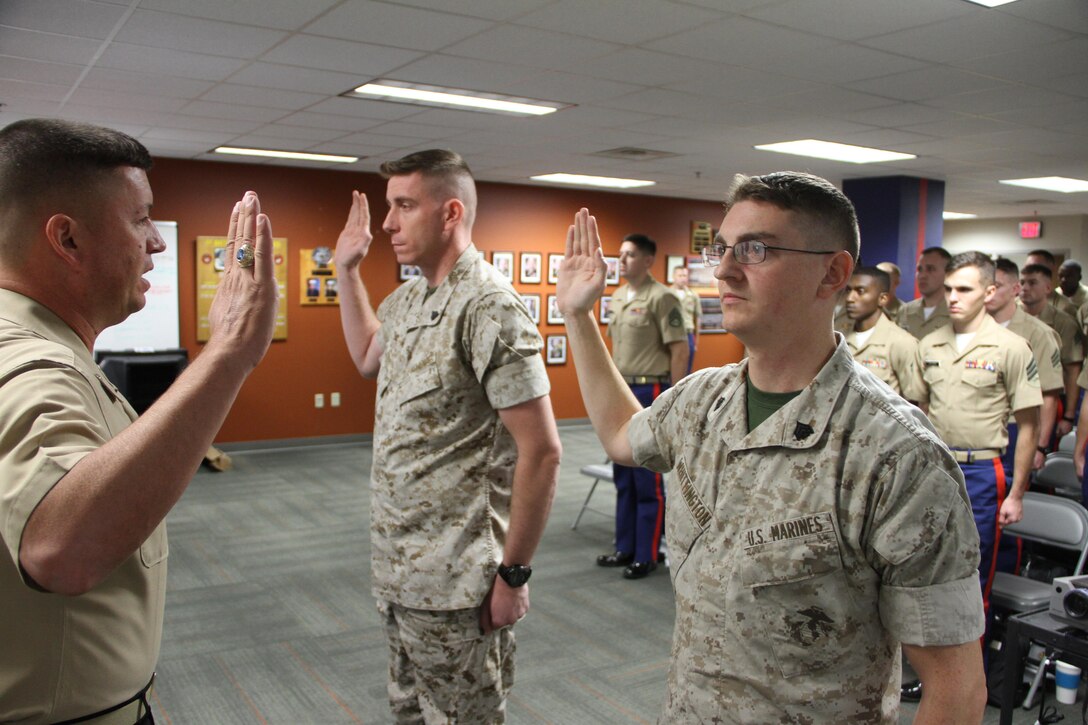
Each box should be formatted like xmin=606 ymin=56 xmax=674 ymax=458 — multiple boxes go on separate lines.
xmin=994 ymin=0 xmax=1088 ymax=35
xmin=361 ymin=120 xmax=462 ymax=141
xmin=298 ymin=97 xmax=423 ymax=121
xmin=198 ymin=84 xmax=328 ymax=111
xmin=80 ymin=68 xmax=215 ymax=98
xmin=239 ymin=124 xmax=347 ymax=142
xmin=166 ymin=115 xmax=263 ymax=134
xmin=514 ymin=0 xmax=722 ymax=44
xmin=565 ymin=48 xmax=723 ymax=88
xmin=303 ymin=1 xmax=492 ymax=51
xmin=275 ymin=110 xmax=404 ymax=133
xmin=859 ymin=9 xmax=1074 ymax=64
xmin=97 ymin=43 xmax=248 ymax=82
xmin=218 ymin=135 xmax=323 ymax=152
xmin=68 ymin=88 xmax=189 ymax=113
xmin=0 ymin=55 xmax=83 ymax=86
xmin=924 ymin=85 xmax=1081 ymax=117
xmin=665 ymin=66 xmax=815 ymax=102
xmin=0 ymin=78 xmax=68 ymax=103
xmin=141 ymin=127 xmax=237 ymax=144
xmin=773 ymin=44 xmax=929 ymax=84
xmin=115 ymin=9 xmax=287 ymax=59
xmin=53 ymin=104 xmax=176 ymax=127
xmin=443 ymin=25 xmax=620 ymax=69
xmin=847 ymin=67 xmax=1011 ymax=102
xmin=741 ymin=0 xmax=974 ymax=40
xmin=132 ymin=0 xmax=342 ymax=31
xmin=387 ymin=54 xmax=536 ymax=94
xmin=0 ymin=27 xmax=103 ymax=66
xmin=987 ymin=99 xmax=1088 ymax=130
xmin=953 ymin=38 xmax=1088 ymax=87
xmin=846 ymin=102 xmax=956 ymax=128
xmin=511 ymin=71 xmax=642 ymax=104
xmin=0 ymin=0 xmax=129 ymax=39
xmin=225 ymin=62 xmax=365 ymax=94
xmin=759 ymin=87 xmax=899 ymax=115
xmin=259 ymin=35 xmax=423 ymax=75
xmin=179 ymin=100 xmax=289 ymax=123
xmin=646 ymin=16 xmax=838 ymax=65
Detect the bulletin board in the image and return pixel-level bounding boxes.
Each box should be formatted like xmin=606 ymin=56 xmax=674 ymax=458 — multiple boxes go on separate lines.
xmin=195 ymin=235 xmax=288 ymax=341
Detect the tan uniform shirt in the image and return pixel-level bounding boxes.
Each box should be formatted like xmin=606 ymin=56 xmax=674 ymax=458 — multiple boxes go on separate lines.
xmin=882 ymin=295 xmax=903 ymax=320
xmin=846 ymin=313 xmax=924 ymax=400
xmin=896 ymin=297 xmax=950 ymax=340
xmin=1061 ymin=284 xmax=1088 ymax=311
xmin=0 ymin=290 xmax=166 ymax=724
xmin=628 ymin=339 xmax=983 ymax=723
xmin=1050 ymin=290 xmax=1079 ymax=318
xmin=1036 ymin=303 xmax=1084 ymax=365
xmin=371 ymin=245 xmax=550 ymax=610
xmin=608 ymin=276 xmax=686 ymax=377
xmin=918 ymin=315 xmax=1043 ymax=449
xmin=671 ymin=286 xmax=701 ymax=333
xmin=1004 ymin=307 xmax=1064 ymax=394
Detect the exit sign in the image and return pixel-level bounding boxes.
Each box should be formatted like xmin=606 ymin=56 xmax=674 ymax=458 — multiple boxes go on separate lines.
xmin=1020 ymin=221 xmax=1043 ymax=239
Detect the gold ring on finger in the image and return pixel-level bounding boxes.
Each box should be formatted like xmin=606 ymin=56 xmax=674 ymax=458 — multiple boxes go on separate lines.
xmin=236 ymin=242 xmax=255 ymax=268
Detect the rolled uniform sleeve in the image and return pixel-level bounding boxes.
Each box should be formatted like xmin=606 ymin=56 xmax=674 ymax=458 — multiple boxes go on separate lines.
xmin=869 ymin=449 xmax=985 ymax=646
xmin=466 ymin=291 xmax=549 ymax=410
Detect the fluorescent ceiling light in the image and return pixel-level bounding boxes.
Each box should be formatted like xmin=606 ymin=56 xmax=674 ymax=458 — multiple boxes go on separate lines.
xmin=999 ymin=176 xmax=1088 ymax=193
xmin=346 ymin=80 xmax=565 ymax=116
xmin=530 ymin=173 xmax=655 ymax=189
xmin=213 ymin=146 xmax=358 ymax=164
xmin=754 ymin=139 xmax=916 ymax=164
xmin=961 ymin=0 xmax=1021 ymax=7
xmin=943 ymin=211 xmax=978 ymax=220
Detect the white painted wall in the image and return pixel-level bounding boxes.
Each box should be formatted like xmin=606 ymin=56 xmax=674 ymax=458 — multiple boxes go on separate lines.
xmin=943 ymin=214 xmax=1088 ymax=266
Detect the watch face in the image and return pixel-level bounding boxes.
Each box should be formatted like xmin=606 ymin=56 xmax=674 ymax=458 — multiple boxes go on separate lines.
xmin=500 ymin=564 xmax=531 ymax=587
xmin=312 ymin=246 xmax=332 ymax=266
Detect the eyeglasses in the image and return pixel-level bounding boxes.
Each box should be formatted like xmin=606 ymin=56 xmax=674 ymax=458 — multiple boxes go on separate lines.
xmin=702 ymin=240 xmax=837 ymax=266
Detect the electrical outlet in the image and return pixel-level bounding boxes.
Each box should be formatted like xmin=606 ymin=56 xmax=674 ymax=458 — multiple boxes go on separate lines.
xmin=331 ymin=392 xmax=341 ymax=407
xmin=314 ymin=393 xmax=325 ymax=409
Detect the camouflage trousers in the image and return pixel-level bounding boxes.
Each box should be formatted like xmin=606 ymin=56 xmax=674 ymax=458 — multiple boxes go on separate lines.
xmin=378 ymin=600 xmax=516 ymax=724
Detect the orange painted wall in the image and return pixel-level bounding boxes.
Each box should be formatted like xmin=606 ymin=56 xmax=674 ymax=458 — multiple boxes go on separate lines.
xmin=147 ymin=157 xmax=744 ymax=443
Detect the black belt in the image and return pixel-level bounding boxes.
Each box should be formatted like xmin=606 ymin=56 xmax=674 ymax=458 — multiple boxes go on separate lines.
xmin=950 ymin=448 xmax=1003 ymax=463
xmin=53 ymin=674 xmax=155 ymax=725
xmin=623 ymin=375 xmax=670 ymax=384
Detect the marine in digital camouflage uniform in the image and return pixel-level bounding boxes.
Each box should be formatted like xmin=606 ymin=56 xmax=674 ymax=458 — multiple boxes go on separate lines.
xmin=334 ymin=150 xmax=561 ymax=723
xmin=557 ymin=172 xmax=987 ymax=722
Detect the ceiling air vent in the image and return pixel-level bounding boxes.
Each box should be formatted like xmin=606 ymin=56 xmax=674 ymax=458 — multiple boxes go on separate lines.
xmin=591 ymin=147 xmax=680 ymax=161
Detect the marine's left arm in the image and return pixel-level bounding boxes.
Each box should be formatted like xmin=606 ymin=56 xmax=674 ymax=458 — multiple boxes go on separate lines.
xmin=668 ymin=340 xmax=689 ymax=385
xmin=482 ymin=396 xmax=561 ymax=633
xmin=902 ymin=642 xmax=987 ymax=724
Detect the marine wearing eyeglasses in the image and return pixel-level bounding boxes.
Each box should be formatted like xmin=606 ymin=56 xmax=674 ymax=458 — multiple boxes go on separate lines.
xmin=556 ymin=170 xmax=986 ymax=722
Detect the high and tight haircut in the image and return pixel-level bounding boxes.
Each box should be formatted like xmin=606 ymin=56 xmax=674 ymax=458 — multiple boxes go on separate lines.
xmin=1061 ymin=259 xmax=1082 ymax=274
xmin=921 ymin=246 xmax=952 ymax=264
xmin=725 ymin=171 xmax=860 ymax=262
xmin=379 ymin=148 xmax=477 ymax=226
xmin=0 ymin=118 xmax=152 ymax=210
xmin=948 ymin=251 xmax=995 ymax=287
xmin=622 ymin=232 xmax=657 ymax=257
xmin=1021 ymin=263 xmax=1054 ymax=280
xmin=852 ymin=265 xmax=890 ymax=293
xmin=1027 ymin=249 xmax=1057 ymax=267
xmin=994 ymin=257 xmax=1019 ymax=279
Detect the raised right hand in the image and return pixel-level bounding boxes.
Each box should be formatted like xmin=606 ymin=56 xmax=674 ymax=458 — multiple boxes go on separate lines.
xmin=333 ymin=190 xmax=373 ymax=270
xmin=556 ymin=208 xmax=607 ymax=317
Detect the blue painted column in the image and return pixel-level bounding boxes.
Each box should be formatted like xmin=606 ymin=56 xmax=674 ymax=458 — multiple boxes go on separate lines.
xmin=842 ymin=176 xmax=945 ymax=300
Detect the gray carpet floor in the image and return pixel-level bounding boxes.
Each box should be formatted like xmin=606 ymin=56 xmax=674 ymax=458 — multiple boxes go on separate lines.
xmin=151 ymin=424 xmax=1080 ymax=724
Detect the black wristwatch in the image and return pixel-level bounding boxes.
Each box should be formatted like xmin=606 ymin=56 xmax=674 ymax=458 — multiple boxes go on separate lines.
xmin=497 ymin=563 xmax=532 ymax=588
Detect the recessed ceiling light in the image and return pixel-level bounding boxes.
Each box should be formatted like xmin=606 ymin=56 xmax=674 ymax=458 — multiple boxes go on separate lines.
xmin=999 ymin=176 xmax=1088 ymax=193
xmin=530 ymin=173 xmax=655 ymax=189
xmin=345 ymin=80 xmax=567 ymax=116
xmin=754 ymin=139 xmax=916 ymax=164
xmin=213 ymin=146 xmax=358 ymax=164
xmin=961 ymin=0 xmax=1021 ymax=7
xmin=943 ymin=211 xmax=978 ymax=220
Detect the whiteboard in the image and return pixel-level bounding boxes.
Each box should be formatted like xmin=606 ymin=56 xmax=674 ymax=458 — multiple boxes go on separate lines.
xmin=94 ymin=221 xmax=181 ymax=353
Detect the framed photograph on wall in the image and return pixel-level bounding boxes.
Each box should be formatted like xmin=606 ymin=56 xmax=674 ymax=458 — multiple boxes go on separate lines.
xmin=521 ymin=293 xmax=541 ymax=324
xmin=600 ymin=295 xmax=613 ymax=324
xmin=399 ymin=264 xmax=422 ymax=281
xmin=547 ymin=294 xmax=564 ymax=325
xmin=548 ymin=253 xmax=563 ymax=284
xmin=520 ymin=252 xmax=542 ymax=284
xmin=699 ymin=296 xmax=726 ymax=333
xmin=492 ymin=251 xmax=514 ymax=282
xmin=604 ymin=256 xmax=620 ymax=286
xmin=546 ymin=335 xmax=567 ymax=365
xmin=666 ymin=255 xmax=686 ymax=284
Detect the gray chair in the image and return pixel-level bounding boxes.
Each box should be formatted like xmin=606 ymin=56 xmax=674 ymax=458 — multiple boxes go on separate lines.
xmin=572 ymin=460 xmax=613 ymax=530
xmin=1059 ymin=430 xmax=1078 ymax=454
xmin=990 ymin=492 xmax=1088 ymax=613
xmin=1033 ymin=452 xmax=1082 ymax=500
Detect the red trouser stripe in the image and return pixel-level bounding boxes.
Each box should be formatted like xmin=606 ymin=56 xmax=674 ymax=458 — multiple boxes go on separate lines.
xmin=984 ymin=458 xmax=1009 ymax=606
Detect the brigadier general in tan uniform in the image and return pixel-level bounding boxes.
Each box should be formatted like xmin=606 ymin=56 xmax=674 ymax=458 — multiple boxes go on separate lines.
xmin=598 ymin=233 xmax=688 ymax=580
xmin=916 ymin=252 xmax=1041 ymax=656
xmin=0 ymin=120 xmax=278 ymax=724
xmin=557 ymin=171 xmax=986 ymax=723
xmin=897 ymin=247 xmax=951 ymax=339
xmin=333 ymin=150 xmax=561 ymax=723
xmin=844 ymin=265 xmax=923 ymax=401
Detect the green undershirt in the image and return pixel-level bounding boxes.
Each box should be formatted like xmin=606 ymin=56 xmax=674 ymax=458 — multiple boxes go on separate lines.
xmin=746 ymin=378 xmax=802 ymax=432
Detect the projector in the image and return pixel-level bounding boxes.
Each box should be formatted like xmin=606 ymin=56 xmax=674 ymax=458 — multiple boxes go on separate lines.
xmin=1049 ymin=575 xmax=1088 ymax=631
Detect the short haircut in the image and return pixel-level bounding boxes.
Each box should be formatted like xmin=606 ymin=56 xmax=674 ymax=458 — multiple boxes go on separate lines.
xmin=379 ymin=148 xmax=477 ymax=227
xmin=994 ymin=257 xmax=1019 ymax=279
xmin=1061 ymin=259 xmax=1082 ymax=273
xmin=948 ymin=251 xmax=995 ymax=287
xmin=0 ymin=118 xmax=151 ymax=213
xmin=921 ymin=247 xmax=952 ymax=263
xmin=725 ymin=171 xmax=860 ymax=261
xmin=622 ymin=233 xmax=656 ymax=257
xmin=1022 ymin=263 xmax=1054 ymax=279
xmin=875 ymin=261 xmax=900 ymax=277
xmin=852 ymin=266 xmax=890 ymax=293
xmin=1027 ymin=249 xmax=1057 ymax=267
